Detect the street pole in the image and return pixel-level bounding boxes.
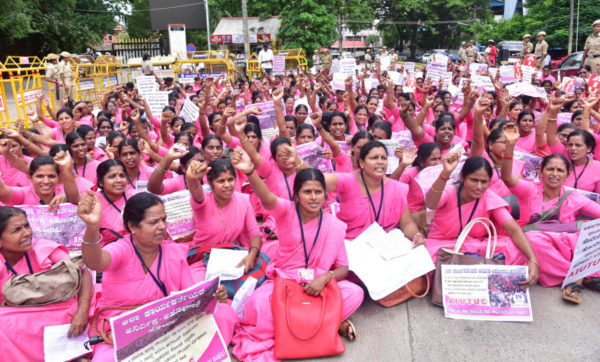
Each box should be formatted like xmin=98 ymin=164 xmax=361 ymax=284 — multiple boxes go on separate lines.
xmin=568 ymin=0 xmax=574 ymax=54
xmin=242 ymin=0 xmax=250 ymax=60
xmin=575 ymin=0 xmax=580 ymax=52
xmin=205 ymin=0 xmax=211 ymax=52
xmin=338 ymin=16 xmax=344 ymax=57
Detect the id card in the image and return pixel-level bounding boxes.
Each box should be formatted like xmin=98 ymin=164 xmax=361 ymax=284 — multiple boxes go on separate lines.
xmin=297 ymin=268 xmax=314 ymax=282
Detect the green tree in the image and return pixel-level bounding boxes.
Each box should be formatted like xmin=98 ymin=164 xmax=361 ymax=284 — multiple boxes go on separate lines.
xmin=0 ymin=0 xmax=126 ymax=57
xmin=277 ymin=0 xmax=338 ymax=54
xmin=365 ymin=35 xmax=380 ymax=49
xmin=126 ymin=0 xmax=153 ymax=39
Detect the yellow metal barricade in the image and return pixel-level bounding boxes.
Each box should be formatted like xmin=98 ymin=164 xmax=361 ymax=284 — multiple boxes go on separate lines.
xmin=0 ymin=76 xmax=11 ymax=127
xmin=274 ymin=49 xmax=308 ymax=75
xmin=73 ymin=55 xmax=99 ymax=103
xmin=246 ymin=53 xmax=260 ymax=79
xmin=2 ymin=56 xmax=48 ymax=126
xmin=126 ymin=55 xmax=176 ymax=83
xmin=94 ymin=55 xmax=123 ymax=97
xmin=174 ymin=51 xmax=235 ymax=83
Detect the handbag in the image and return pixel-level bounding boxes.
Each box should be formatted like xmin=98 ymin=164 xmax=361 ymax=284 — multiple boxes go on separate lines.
xmin=2 ymin=256 xmax=84 ymax=307
xmin=376 ymin=274 xmax=430 ymax=307
xmin=272 ymin=277 xmax=345 ymax=359
xmin=431 ymin=217 xmax=504 ymax=306
xmin=187 ymin=243 xmax=270 ymax=299
xmin=523 ymin=190 xmax=583 ymax=233
xmin=92 ymin=305 xmax=141 ymax=345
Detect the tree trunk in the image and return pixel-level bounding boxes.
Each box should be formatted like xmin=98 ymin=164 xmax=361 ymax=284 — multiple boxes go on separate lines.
xmin=410 ymin=24 xmax=417 ymax=60
xmin=396 ymin=24 xmax=404 ymax=53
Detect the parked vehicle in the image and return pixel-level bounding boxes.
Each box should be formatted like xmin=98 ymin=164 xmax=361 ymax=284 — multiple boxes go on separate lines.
xmin=551 ymin=51 xmax=583 ymax=79
xmin=497 ymin=41 xmax=523 ymax=65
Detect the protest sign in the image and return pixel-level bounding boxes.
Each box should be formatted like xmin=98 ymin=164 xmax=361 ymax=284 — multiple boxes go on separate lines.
xmin=514 ymin=60 xmax=522 ymax=81
xmin=471 ymin=75 xmax=495 ymax=92
xmin=160 ymin=190 xmax=195 ymax=241
xmin=523 ymin=55 xmax=536 ymax=67
xmin=391 ymin=131 xmax=416 ymax=149
xmin=340 ymin=58 xmax=356 ymax=76
xmin=380 ymin=56 xmax=391 ymax=70
xmin=245 ymin=102 xmax=276 ymax=141
xmin=488 ymin=67 xmax=498 ymax=79
xmin=273 ymin=55 xmax=286 ymax=74
xmin=499 ymin=65 xmax=516 ymax=83
xmin=177 ymin=73 xmax=197 ymax=84
xmin=364 ymin=77 xmax=380 ymax=91
xmin=506 ymin=82 xmax=548 ymax=100
xmin=426 ymin=63 xmax=447 ymax=85
xmin=145 ymin=91 xmax=169 ymax=118
xmin=514 ymin=151 xmax=542 ymax=181
xmin=79 ymin=79 xmax=95 ymax=91
xmin=403 ymin=62 xmax=415 ymax=75
xmin=180 ymin=97 xmax=200 ymax=123
xmin=331 ymin=59 xmax=341 ymax=73
xmin=387 ymin=71 xmax=403 ymax=86
xmin=561 ymin=77 xmax=576 ymax=94
xmin=18 ymin=203 xmax=86 ymax=252
xmin=430 ymin=53 xmax=448 ymax=66
xmin=110 ymin=278 xmax=230 ymax=362
xmin=521 ymin=65 xmax=536 ymax=83
xmin=588 ymin=74 xmax=600 ymax=94
xmin=557 ymin=112 xmax=573 ymax=125
xmin=442 ymin=264 xmax=533 ymax=322
xmin=469 ymin=63 xmax=488 ymax=75
xmin=331 ymin=73 xmax=347 ymax=91
xmin=380 ymin=139 xmax=399 ymax=174
xmin=415 ymin=160 xmax=464 ymax=195
xmin=296 ymin=141 xmax=333 ymax=173
xmin=562 ymin=218 xmax=600 ymax=288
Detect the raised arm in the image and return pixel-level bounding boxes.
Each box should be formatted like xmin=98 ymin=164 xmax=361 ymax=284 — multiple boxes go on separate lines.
xmin=186 ymin=159 xmax=211 ymax=204
xmin=425 ymin=151 xmax=461 ymax=210
xmin=217 ymin=107 xmax=236 ymax=145
xmin=53 ymin=151 xmax=80 ymax=205
xmin=500 ymin=123 xmax=520 ymax=188
xmin=147 ymin=146 xmax=188 ymax=194
xmin=403 ymin=100 xmax=426 ymax=142
xmin=545 ymin=95 xmax=566 ymax=147
xmin=311 ymin=113 xmax=342 ymax=157
xmin=470 ymin=94 xmax=489 ymax=157
xmin=78 ymin=191 xmax=112 ymax=271
xmin=272 ymin=88 xmax=291 ymax=140
xmin=231 ymin=147 xmax=277 ymax=210
xmin=129 ymin=109 xmax=158 ymax=152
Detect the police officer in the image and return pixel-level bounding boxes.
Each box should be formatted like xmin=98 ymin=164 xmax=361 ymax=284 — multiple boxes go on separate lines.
xmin=583 ymin=20 xmax=600 ymax=75
xmin=44 ymin=53 xmax=61 ymax=100
xmin=364 ymin=48 xmax=373 ymax=70
xmin=58 ymin=51 xmax=75 ymax=101
xmin=521 ymin=34 xmax=534 ymax=59
xmin=458 ymin=42 xmax=468 ymax=63
xmin=534 ymin=31 xmax=548 ymax=70
xmin=467 ymin=40 xmax=479 ymax=64
xmin=321 ymin=48 xmax=332 ymax=73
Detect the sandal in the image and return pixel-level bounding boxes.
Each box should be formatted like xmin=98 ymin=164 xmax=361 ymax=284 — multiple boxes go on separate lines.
xmin=562 ymin=283 xmax=583 ymax=304
xmin=582 ymin=277 xmax=600 ymax=292
xmin=339 ymin=319 xmax=356 ymax=341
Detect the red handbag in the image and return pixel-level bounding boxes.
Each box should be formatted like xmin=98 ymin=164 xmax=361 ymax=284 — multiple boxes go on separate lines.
xmin=272 ymin=277 xmax=345 ymax=359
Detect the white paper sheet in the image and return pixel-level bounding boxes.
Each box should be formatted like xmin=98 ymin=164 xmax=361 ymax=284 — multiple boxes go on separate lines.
xmin=44 ymin=324 xmax=91 ymax=362
xmin=205 ymin=249 xmax=248 ymax=281
xmin=231 ymin=276 xmax=258 ymax=319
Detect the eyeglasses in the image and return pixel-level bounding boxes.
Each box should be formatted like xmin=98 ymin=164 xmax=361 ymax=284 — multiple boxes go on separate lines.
xmin=493 ymin=140 xmax=507 ymax=144
xmin=558 ymin=133 xmax=569 ymax=139
xmin=579 ymin=71 xmax=588 ymax=75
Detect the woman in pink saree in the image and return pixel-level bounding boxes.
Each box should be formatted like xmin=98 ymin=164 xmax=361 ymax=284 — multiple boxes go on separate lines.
xmin=501 ymin=123 xmax=600 ymax=304
xmin=425 ymin=152 xmax=539 ymax=287
xmin=0 ymin=206 xmax=93 ymax=361
xmin=77 ymin=191 xmax=237 ymax=361
xmin=230 ymin=148 xmax=363 ymax=361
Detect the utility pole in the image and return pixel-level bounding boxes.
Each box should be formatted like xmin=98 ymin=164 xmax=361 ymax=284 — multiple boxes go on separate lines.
xmin=568 ymin=0 xmax=574 ymax=54
xmin=242 ymin=0 xmax=250 ymax=60
xmin=205 ymin=0 xmax=211 ymax=52
xmin=338 ymin=16 xmax=344 ymax=56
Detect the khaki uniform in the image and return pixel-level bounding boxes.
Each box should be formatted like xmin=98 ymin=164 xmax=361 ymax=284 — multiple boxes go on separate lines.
xmin=458 ymin=47 xmax=468 ymax=63
xmin=534 ymin=40 xmax=548 ymax=70
xmin=45 ymin=63 xmax=61 ymax=100
xmin=466 ymin=45 xmax=478 ymax=63
xmin=520 ymin=41 xmax=534 ymax=58
xmin=141 ymin=60 xmax=154 ymax=76
xmin=584 ymin=34 xmax=600 ymax=75
xmin=58 ymin=60 xmax=75 ymax=100
xmin=322 ymin=53 xmax=332 ymax=71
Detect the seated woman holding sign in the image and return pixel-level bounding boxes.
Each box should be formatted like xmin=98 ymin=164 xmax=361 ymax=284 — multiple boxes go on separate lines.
xmin=424 ymin=153 xmax=539 ymax=286
xmin=322 ymin=140 xmax=425 ymax=243
xmin=0 ymin=206 xmax=93 ymax=360
xmin=501 ymin=123 xmax=600 ymax=304
xmin=230 ymin=148 xmax=363 ymax=361
xmin=77 ymin=192 xmax=238 ymax=360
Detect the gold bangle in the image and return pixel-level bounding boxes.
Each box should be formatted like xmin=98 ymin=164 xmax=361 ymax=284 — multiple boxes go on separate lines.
xmin=156 ymin=164 xmax=167 ymax=174
xmin=244 ymin=166 xmax=254 ymax=176
xmin=528 ymin=258 xmax=539 ymax=267
xmin=329 ymin=270 xmax=335 ymax=280
xmin=547 ymin=118 xmax=557 ymax=122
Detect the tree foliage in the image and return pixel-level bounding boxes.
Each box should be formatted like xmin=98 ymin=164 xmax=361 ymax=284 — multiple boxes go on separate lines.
xmin=277 ymin=0 xmax=338 ymax=54
xmin=0 ymin=0 xmax=126 ymax=57
xmin=472 ymin=0 xmax=600 ymax=50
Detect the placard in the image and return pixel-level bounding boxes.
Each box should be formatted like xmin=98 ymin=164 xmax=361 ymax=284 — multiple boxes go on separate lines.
xmin=429 ymin=53 xmax=448 ymax=66
xmin=273 ymin=55 xmax=286 ymax=73
xmin=245 ymin=102 xmax=276 ymax=141
xmin=442 ymin=264 xmax=533 ymax=322
xmin=16 ymin=89 xmax=43 ymax=106
xmin=160 ymin=190 xmax=195 ymax=241
xmin=499 ymin=65 xmax=516 ymax=83
xmin=331 ymin=59 xmax=341 ymax=73
xmin=0 ymin=94 xmax=5 ymax=112
xmin=79 ymin=79 xmax=95 ymax=91
xmin=180 ymin=97 xmax=200 ymax=123
xmin=18 ymin=203 xmax=86 ymax=252
xmin=588 ymin=74 xmax=600 ymax=94
xmin=562 ymin=218 xmax=600 ymax=288
xmin=380 ymin=139 xmax=399 ymax=174
xmin=178 ymin=73 xmax=197 ymax=84
xmin=340 ymin=58 xmax=356 ymax=76
xmin=110 ymin=278 xmax=230 ymax=362
xmin=145 ymin=91 xmax=169 ymax=118
xmin=296 ymin=141 xmax=333 ymax=173
xmin=331 ymin=73 xmax=346 ymax=91
xmin=426 ymin=63 xmax=447 ymax=85
xmin=136 ymin=76 xmax=157 ymax=96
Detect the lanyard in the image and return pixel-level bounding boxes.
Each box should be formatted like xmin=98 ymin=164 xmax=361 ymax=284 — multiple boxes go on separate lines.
xmin=126 ymin=170 xmax=140 ymax=188
xmin=572 ymin=157 xmax=590 ymax=189
xmin=130 ymin=236 xmax=168 ymax=297
xmin=102 ymin=191 xmax=127 ymax=213
xmin=360 ymin=171 xmax=384 ymax=224
xmin=5 ymin=253 xmax=34 ymax=276
xmin=74 ymin=157 xmax=87 ymax=177
xmin=283 ymin=172 xmax=293 ymax=201
xmin=296 ymin=204 xmax=323 ymax=269
xmin=457 ymin=184 xmax=480 ymax=234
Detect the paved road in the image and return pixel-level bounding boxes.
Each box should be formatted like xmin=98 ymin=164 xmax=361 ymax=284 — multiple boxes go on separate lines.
xmin=235 ymin=285 xmax=600 ymax=361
